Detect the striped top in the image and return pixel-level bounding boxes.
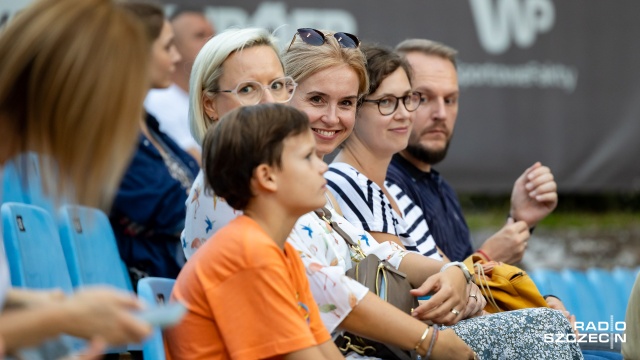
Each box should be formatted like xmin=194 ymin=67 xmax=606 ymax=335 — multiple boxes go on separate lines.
xmin=326 ymin=163 xmax=441 ymax=260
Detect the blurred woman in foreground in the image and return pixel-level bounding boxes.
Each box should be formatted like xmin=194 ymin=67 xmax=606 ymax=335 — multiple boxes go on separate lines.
xmin=0 ymin=0 xmax=152 ymax=355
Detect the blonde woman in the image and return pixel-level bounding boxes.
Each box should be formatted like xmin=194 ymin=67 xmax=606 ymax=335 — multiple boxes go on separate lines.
xmin=182 ymin=27 xmax=295 ymax=258
xmin=0 ymin=0 xmax=152 ymax=355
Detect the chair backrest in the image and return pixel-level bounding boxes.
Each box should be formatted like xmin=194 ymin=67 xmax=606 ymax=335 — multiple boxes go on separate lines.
xmin=586 ymin=268 xmax=627 ymax=323
xmin=2 ymin=157 xmax=28 ymax=203
xmin=137 ymin=277 xmax=176 ymax=360
xmin=1 ymin=202 xmax=73 ymax=292
xmin=2 ymin=153 xmax=58 ymax=215
xmin=1 ymin=202 xmax=83 ymax=352
xmin=58 ymin=205 xmax=132 ymax=291
xmin=529 ymin=268 xmax=582 ymax=316
xmin=561 ymin=269 xmax=606 ymax=328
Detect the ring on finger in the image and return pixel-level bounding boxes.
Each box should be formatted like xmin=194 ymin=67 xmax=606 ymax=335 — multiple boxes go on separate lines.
xmin=450 ymin=308 xmax=460 ymax=316
xmin=469 ymin=293 xmax=478 ymax=301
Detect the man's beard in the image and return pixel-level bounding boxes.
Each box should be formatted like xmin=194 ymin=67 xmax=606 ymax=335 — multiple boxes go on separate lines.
xmin=404 ymin=138 xmax=451 ymax=165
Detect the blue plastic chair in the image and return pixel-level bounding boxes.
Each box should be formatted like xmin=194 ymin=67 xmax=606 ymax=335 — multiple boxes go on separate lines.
xmin=137 ymin=277 xmax=176 ymax=360
xmin=2 ymin=155 xmax=31 ymax=204
xmin=529 ymin=268 xmax=581 ymax=317
xmin=529 ymin=268 xmax=554 ymax=295
xmin=612 ymin=267 xmax=637 ymax=308
xmin=2 ymin=153 xmax=58 ymax=215
xmin=561 ymin=269 xmax=606 ymax=327
xmin=1 ymin=202 xmax=82 ymax=351
xmin=57 ymin=205 xmax=132 ymax=291
xmin=586 ymin=268 xmax=627 ymax=323
xmin=57 ymin=205 xmax=135 ymax=354
xmin=1 ymin=202 xmax=73 ymax=292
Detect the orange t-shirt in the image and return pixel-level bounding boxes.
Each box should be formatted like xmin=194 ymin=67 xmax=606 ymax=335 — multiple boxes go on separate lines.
xmin=165 ymin=215 xmax=331 ymax=360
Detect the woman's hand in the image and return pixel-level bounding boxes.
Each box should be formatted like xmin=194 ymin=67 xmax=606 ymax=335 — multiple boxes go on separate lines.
xmin=463 ymin=283 xmax=486 ymax=319
xmin=429 ymin=328 xmax=477 ymax=360
xmin=62 ymin=287 xmax=152 ymax=345
xmin=410 ymin=267 xmax=468 ymax=325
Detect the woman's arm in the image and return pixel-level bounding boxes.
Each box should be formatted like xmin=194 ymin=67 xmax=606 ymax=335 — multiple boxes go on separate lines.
xmin=0 ymin=287 xmax=151 ymax=352
xmin=340 ymin=292 xmax=474 ymax=359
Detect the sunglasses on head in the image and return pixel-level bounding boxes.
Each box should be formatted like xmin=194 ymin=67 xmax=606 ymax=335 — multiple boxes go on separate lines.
xmin=287 ymin=28 xmax=360 ymax=52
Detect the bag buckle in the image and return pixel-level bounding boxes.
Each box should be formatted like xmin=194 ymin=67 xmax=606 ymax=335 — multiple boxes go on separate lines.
xmin=340 ymin=335 xmax=376 ymax=356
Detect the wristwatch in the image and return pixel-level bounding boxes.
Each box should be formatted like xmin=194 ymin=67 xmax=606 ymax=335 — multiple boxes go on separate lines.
xmin=440 ymin=261 xmax=472 ymax=284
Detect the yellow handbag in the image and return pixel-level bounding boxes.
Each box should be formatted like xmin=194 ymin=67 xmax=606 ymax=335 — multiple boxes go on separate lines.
xmin=463 ymin=254 xmax=549 ymax=313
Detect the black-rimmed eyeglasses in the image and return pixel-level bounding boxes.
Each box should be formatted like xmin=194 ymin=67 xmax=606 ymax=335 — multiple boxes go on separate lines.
xmin=211 ymin=76 xmax=297 ymax=105
xmin=361 ymin=92 xmax=422 ymax=116
xmin=287 ymin=28 xmax=360 ymax=52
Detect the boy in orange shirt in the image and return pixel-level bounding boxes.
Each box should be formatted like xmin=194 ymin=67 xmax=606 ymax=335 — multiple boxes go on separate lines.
xmin=165 ymin=104 xmax=344 ymax=360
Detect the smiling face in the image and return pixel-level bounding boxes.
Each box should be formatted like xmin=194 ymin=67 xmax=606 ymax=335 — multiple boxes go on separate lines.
xmin=288 ymin=64 xmax=360 ymax=157
xmin=275 ymin=129 xmax=328 ymax=216
xmin=203 ymin=45 xmax=284 ymax=121
xmin=352 ymin=67 xmax=414 ymax=157
xmin=149 ymin=21 xmax=181 ymax=89
xmin=403 ymin=51 xmax=459 ymax=165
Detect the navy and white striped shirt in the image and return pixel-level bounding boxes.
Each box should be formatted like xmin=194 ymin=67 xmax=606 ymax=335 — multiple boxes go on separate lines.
xmin=326 ymin=163 xmax=441 ymax=260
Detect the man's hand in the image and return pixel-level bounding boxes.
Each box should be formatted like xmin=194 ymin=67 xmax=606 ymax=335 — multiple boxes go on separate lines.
xmin=479 ymin=218 xmax=530 ymax=264
xmin=510 ymin=162 xmax=558 ymax=227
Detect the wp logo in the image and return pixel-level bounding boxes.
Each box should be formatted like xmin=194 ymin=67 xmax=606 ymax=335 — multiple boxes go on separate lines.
xmin=469 ymin=0 xmax=555 ymax=54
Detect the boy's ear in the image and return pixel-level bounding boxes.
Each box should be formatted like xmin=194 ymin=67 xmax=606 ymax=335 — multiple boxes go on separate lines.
xmin=202 ymin=92 xmax=219 ymax=122
xmin=252 ymin=164 xmax=278 ymax=193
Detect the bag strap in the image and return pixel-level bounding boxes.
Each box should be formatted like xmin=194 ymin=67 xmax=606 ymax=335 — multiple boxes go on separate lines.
xmin=313 ymin=207 xmax=366 ymax=259
xmin=474 ymin=262 xmax=502 ymax=312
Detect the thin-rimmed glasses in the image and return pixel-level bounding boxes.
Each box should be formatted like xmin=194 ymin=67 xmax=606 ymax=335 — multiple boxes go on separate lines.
xmin=361 ymin=92 xmax=422 ymax=115
xmin=211 ymin=76 xmax=297 ymax=105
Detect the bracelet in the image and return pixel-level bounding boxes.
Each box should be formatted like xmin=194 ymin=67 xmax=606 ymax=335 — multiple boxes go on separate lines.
xmin=475 ymin=249 xmax=492 ymax=261
xmin=425 ymin=324 xmax=439 ymax=359
xmin=440 ymin=261 xmax=472 ymax=283
xmin=414 ymin=326 xmax=430 ymax=354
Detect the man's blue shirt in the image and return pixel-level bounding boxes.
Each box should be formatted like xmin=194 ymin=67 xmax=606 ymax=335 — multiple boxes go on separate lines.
xmin=387 ymin=153 xmax=473 ymax=261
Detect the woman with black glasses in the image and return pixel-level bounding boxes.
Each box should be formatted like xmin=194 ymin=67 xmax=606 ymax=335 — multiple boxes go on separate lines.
xmin=325 ymin=43 xmax=582 ymax=359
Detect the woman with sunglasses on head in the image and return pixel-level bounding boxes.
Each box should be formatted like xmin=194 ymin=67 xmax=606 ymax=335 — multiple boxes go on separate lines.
xmin=282 ymin=29 xmax=483 ymax=359
xmin=325 ymin=43 xmax=583 ymax=359
xmin=109 ymin=2 xmax=199 ymax=286
xmin=181 ymin=27 xmax=296 ymax=259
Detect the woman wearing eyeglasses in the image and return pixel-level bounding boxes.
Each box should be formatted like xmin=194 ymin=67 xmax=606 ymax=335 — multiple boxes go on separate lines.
xmin=181 ymin=27 xmax=295 ymax=260
xmin=325 ymin=43 xmax=582 ymax=359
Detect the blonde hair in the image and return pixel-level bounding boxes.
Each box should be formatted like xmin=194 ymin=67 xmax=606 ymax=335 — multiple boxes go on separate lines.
xmin=282 ymin=31 xmax=369 ymax=97
xmin=0 ymin=0 xmax=150 ymax=209
xmin=189 ymin=27 xmax=281 ymax=146
xmin=395 ymin=38 xmax=458 ymax=68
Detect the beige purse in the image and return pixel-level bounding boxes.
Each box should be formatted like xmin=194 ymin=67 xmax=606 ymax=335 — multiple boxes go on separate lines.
xmin=314 ymin=207 xmax=418 ymax=360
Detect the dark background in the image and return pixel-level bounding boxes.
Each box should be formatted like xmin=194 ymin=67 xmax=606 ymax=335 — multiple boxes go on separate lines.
xmin=4 ymin=0 xmax=639 ymax=193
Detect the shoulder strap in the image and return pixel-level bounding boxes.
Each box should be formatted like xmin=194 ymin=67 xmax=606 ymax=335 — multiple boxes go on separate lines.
xmin=313 ymin=207 xmax=360 ymax=250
